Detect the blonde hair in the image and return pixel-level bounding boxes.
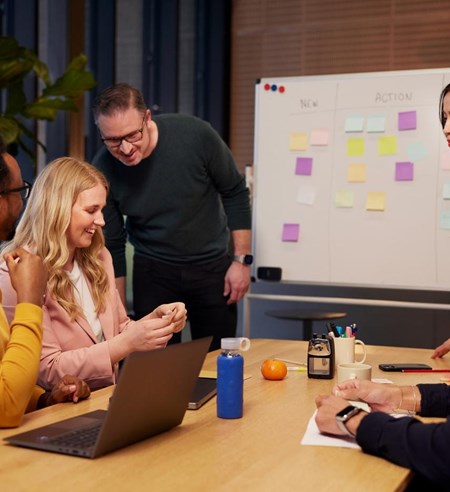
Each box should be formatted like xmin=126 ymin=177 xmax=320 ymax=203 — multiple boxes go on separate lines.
xmin=2 ymin=157 xmax=110 ymax=320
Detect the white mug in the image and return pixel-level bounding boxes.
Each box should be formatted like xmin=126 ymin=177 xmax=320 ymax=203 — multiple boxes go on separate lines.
xmin=337 ymin=363 xmax=372 ymax=383
xmin=333 ymin=336 xmax=366 ymax=369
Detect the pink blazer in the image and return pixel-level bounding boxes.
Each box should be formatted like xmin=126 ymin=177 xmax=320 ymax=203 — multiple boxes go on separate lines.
xmin=0 ymin=247 xmax=134 ymax=390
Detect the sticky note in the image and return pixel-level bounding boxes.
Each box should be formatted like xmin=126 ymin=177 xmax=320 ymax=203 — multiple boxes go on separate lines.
xmin=289 ymin=132 xmax=308 ymax=150
xmin=297 ymin=186 xmax=316 ymax=205
xmin=398 ymin=111 xmax=417 ymax=131
xmin=282 ymin=223 xmax=300 ymax=242
xmin=347 ymin=163 xmax=366 ymax=182
xmin=366 ymin=192 xmax=385 ymax=211
xmin=378 ymin=136 xmax=397 ymax=156
xmin=310 ymin=129 xmax=329 ymax=146
xmin=440 ymin=211 xmax=450 ymax=230
xmin=407 ymin=141 xmax=427 ymax=161
xmin=366 ymin=115 xmax=386 ymax=133
xmin=295 ymin=157 xmax=313 ymax=176
xmin=335 ymin=190 xmax=354 ymax=208
xmin=395 ymin=161 xmax=414 ymax=181
xmin=347 ymin=138 xmax=365 ymax=156
xmin=345 ymin=116 xmax=364 ymax=132
xmin=443 ymin=182 xmax=450 ymax=199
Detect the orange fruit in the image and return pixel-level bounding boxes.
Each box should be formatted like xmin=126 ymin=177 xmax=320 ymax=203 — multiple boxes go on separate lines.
xmin=261 ymin=359 xmax=287 ymax=380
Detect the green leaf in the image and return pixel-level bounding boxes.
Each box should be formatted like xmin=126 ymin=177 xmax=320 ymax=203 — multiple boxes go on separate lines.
xmin=0 ymin=59 xmax=35 ymax=87
xmin=43 ymin=69 xmax=96 ymax=98
xmin=0 ymin=116 xmax=21 ymax=145
xmin=24 ymin=97 xmax=78 ymax=120
xmin=32 ymin=58 xmax=51 ymax=86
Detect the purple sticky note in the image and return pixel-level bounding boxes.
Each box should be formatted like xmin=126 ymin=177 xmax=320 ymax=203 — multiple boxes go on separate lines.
xmin=398 ymin=111 xmax=417 ymax=131
xmin=395 ymin=161 xmax=414 ymax=181
xmin=282 ymin=223 xmax=300 ymax=242
xmin=295 ymin=157 xmax=313 ymax=176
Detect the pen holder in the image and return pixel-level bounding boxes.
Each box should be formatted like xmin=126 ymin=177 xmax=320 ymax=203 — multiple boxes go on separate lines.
xmin=307 ymin=334 xmax=334 ymax=379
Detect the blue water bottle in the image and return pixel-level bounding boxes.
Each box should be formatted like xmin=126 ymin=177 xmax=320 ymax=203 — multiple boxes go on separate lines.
xmin=217 ymin=337 xmax=251 ymax=419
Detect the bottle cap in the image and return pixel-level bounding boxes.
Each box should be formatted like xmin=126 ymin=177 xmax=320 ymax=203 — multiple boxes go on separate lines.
xmin=221 ymin=337 xmax=251 ymax=351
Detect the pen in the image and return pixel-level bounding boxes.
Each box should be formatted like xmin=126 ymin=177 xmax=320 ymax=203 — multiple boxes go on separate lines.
xmin=402 ymin=369 xmax=450 ymax=373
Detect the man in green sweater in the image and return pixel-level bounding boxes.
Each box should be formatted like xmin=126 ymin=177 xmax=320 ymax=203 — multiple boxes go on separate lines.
xmin=93 ymin=83 xmax=252 ymax=350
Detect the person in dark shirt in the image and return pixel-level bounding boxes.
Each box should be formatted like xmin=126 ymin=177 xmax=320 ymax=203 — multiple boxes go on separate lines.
xmin=433 ymin=82 xmax=450 ymax=360
xmin=315 ymin=378 xmax=450 ymax=487
xmin=92 ymin=83 xmax=252 ymax=350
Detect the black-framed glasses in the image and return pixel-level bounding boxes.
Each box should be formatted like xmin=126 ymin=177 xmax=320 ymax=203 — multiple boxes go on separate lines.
xmin=101 ymin=114 xmax=147 ymax=149
xmin=0 ymin=181 xmax=32 ymax=200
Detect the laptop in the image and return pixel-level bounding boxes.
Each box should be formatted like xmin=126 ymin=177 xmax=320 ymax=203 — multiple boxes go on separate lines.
xmin=188 ymin=377 xmax=217 ymax=410
xmin=4 ymin=336 xmax=212 ymax=458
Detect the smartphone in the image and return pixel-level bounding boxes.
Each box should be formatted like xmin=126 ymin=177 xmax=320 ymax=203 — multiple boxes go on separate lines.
xmin=378 ymin=363 xmax=432 ymax=372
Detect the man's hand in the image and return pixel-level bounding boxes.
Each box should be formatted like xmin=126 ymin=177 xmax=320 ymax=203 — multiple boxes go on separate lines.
xmin=4 ymin=248 xmax=48 ymax=306
xmin=46 ymin=375 xmax=91 ymax=406
xmin=223 ymin=262 xmax=250 ymax=305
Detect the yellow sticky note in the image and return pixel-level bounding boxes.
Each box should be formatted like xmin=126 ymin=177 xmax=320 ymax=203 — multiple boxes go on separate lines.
xmin=378 ymin=136 xmax=397 ymax=155
xmin=366 ymin=192 xmax=385 ymax=211
xmin=347 ymin=137 xmax=365 ymax=156
xmin=347 ymin=163 xmax=366 ymax=182
xmin=335 ymin=190 xmax=354 ymax=208
xmin=289 ymin=132 xmax=308 ymax=150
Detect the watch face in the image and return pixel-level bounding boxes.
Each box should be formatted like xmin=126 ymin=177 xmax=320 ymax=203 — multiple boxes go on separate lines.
xmin=336 ymin=405 xmax=360 ymax=421
xmin=244 ymin=255 xmax=253 ymax=265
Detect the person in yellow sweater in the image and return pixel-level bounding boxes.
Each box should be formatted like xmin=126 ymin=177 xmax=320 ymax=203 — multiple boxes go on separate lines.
xmin=0 ymin=141 xmax=90 ymax=427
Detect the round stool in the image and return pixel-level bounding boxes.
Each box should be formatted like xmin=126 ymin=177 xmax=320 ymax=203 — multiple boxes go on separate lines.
xmin=265 ymin=309 xmax=347 ymax=340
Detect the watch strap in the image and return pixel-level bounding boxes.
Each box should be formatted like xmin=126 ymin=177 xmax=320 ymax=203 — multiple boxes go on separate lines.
xmin=233 ymin=254 xmax=253 ymax=265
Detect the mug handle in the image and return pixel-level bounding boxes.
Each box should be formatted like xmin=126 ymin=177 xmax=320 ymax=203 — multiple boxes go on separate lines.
xmin=354 ymin=339 xmax=366 ymax=363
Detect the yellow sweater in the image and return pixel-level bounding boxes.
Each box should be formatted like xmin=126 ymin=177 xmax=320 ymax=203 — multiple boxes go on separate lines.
xmin=0 ymin=294 xmax=44 ymax=427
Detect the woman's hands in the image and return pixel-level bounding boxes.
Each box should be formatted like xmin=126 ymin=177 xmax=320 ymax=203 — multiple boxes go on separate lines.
xmin=332 ymin=379 xmax=402 ymax=413
xmin=146 ymin=302 xmax=187 ymax=333
xmin=109 ymin=303 xmax=187 ymax=364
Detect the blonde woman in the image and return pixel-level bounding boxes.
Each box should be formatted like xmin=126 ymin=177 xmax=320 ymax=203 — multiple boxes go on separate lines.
xmin=0 ymin=157 xmax=186 ymax=391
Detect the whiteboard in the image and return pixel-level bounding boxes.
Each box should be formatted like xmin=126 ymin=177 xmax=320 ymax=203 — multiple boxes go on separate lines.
xmin=253 ymin=68 xmax=450 ymax=290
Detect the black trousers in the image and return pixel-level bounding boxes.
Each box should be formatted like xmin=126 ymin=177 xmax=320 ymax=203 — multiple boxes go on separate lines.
xmin=132 ymin=255 xmax=237 ymax=351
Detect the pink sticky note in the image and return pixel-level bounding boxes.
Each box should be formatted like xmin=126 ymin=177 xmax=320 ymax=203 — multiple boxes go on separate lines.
xmin=282 ymin=223 xmax=300 ymax=242
xmin=395 ymin=161 xmax=414 ymax=181
xmin=398 ymin=111 xmax=417 ymax=131
xmin=295 ymin=157 xmax=313 ymax=176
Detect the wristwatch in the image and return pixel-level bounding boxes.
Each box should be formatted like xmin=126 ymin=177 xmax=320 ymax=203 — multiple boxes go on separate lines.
xmin=233 ymin=254 xmax=253 ymax=265
xmin=335 ymin=405 xmax=362 ymax=437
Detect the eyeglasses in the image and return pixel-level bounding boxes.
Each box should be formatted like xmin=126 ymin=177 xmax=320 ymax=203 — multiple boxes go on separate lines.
xmin=101 ymin=114 xmax=147 ymax=149
xmin=0 ymin=181 xmax=32 ymax=200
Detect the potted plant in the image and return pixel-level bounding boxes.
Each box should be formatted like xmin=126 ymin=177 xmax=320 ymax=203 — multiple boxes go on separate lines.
xmin=0 ymin=36 xmax=96 ymax=163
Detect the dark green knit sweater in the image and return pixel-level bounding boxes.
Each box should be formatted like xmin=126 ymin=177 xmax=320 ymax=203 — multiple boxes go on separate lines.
xmin=93 ymin=114 xmax=251 ymax=276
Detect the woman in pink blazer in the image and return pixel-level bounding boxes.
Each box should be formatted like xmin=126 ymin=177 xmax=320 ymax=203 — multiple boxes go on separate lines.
xmin=0 ymin=157 xmax=186 ymax=391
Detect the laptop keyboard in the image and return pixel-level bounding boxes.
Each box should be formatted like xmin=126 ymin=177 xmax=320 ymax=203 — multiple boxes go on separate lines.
xmin=48 ymin=422 xmax=102 ymax=450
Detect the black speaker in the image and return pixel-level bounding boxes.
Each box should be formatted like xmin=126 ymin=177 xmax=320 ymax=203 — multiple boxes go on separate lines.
xmin=257 ymin=267 xmax=282 ymax=281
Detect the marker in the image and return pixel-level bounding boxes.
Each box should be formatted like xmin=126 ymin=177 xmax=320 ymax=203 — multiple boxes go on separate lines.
xmin=287 ymin=366 xmax=307 ymax=372
xmin=326 ymin=322 xmax=340 ymax=338
xmin=402 ymin=369 xmax=450 ymax=373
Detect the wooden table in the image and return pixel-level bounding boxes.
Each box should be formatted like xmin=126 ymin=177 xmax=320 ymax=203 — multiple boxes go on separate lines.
xmin=1 ymin=339 xmax=448 ymax=492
